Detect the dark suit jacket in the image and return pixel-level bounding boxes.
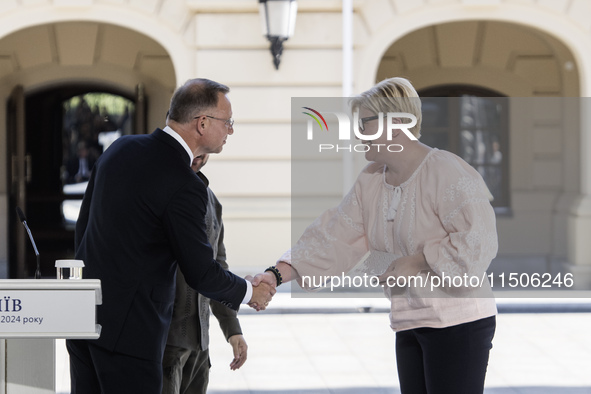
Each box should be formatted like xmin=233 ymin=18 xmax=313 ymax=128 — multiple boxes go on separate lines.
xmin=74 ymin=128 xmax=246 ymax=362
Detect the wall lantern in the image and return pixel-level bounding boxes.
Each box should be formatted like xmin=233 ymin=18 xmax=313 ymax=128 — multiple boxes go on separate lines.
xmin=258 ymin=0 xmax=298 ymax=70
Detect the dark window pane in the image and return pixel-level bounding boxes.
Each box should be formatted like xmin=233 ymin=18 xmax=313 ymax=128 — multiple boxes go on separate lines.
xmin=61 ymin=92 xmax=135 ymax=225
xmin=460 ymin=95 xmax=502 ymax=129
xmin=418 ymin=85 xmax=509 ymax=210
xmin=421 ymin=98 xmax=449 ymax=128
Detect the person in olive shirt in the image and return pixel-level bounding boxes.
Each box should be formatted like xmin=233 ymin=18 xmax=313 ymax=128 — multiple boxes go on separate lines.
xmin=162 ymin=153 xmax=247 ymax=394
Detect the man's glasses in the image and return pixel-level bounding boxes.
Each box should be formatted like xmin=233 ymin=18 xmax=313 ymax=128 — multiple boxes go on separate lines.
xmin=195 ymin=115 xmax=234 ymax=128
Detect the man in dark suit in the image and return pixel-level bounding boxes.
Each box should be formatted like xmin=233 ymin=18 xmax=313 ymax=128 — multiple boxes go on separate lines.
xmin=162 ymin=154 xmax=247 ymax=394
xmin=66 ymin=79 xmax=274 ymax=394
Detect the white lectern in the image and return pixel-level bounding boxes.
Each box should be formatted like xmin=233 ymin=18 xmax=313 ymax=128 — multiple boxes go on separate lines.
xmin=0 ymin=279 xmax=101 ymax=394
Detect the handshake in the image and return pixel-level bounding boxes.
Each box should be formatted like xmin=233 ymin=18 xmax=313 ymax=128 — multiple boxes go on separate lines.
xmin=244 ymin=265 xmax=287 ymax=311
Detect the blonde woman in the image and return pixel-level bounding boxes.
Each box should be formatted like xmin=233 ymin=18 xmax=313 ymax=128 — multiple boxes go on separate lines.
xmin=254 ymin=77 xmax=497 ymax=394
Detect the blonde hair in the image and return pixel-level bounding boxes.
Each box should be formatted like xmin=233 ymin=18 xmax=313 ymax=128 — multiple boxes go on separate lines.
xmin=350 ymin=77 xmax=422 ymax=139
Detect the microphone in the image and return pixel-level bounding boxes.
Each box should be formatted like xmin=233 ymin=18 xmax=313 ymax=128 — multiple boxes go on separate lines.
xmin=16 ymin=207 xmax=41 ymax=279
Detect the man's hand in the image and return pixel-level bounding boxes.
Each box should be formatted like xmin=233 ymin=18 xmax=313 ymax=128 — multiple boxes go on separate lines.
xmin=248 ymin=262 xmax=291 ymax=289
xmin=228 ymin=334 xmax=247 ymax=370
xmin=249 ymin=271 xmax=277 ymax=287
xmin=245 ymin=279 xmax=275 ymax=311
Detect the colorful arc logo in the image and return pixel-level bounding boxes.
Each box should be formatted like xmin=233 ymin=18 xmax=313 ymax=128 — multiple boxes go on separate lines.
xmin=302 ymin=107 xmax=329 ymax=132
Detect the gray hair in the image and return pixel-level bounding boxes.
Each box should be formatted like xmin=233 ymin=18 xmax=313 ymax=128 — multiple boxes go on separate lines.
xmin=168 ymin=78 xmax=230 ymax=124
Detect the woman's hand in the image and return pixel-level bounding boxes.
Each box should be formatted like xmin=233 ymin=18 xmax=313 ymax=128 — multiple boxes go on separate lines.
xmin=377 ymin=253 xmax=430 ymax=284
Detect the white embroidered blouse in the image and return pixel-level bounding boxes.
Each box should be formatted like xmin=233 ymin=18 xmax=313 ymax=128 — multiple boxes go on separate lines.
xmin=280 ymin=148 xmax=498 ymax=331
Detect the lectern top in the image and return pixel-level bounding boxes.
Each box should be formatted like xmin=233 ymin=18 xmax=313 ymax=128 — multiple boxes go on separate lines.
xmin=0 ymin=279 xmax=102 ymax=305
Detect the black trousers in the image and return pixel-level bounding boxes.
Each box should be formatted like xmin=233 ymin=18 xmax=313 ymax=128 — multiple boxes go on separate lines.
xmin=395 ymin=315 xmax=496 ymax=394
xmin=66 ymin=339 xmax=162 ymax=394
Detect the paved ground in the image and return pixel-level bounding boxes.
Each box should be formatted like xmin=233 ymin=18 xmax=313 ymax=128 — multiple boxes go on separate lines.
xmin=204 ymin=293 xmax=591 ymax=394
xmin=56 ymin=290 xmax=591 ymax=394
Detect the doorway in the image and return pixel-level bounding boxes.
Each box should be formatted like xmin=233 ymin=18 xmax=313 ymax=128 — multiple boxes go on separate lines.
xmin=7 ymin=84 xmax=145 ymax=278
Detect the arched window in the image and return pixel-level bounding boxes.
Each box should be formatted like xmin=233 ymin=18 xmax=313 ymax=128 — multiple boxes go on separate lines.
xmin=419 ymin=85 xmax=510 ymax=213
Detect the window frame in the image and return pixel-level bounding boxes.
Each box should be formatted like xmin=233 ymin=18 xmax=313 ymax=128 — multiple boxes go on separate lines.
xmin=418 ymin=85 xmax=511 ymax=215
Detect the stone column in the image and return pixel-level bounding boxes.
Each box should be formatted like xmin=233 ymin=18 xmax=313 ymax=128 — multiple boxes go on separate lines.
xmin=566 ymin=98 xmax=591 ymax=289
